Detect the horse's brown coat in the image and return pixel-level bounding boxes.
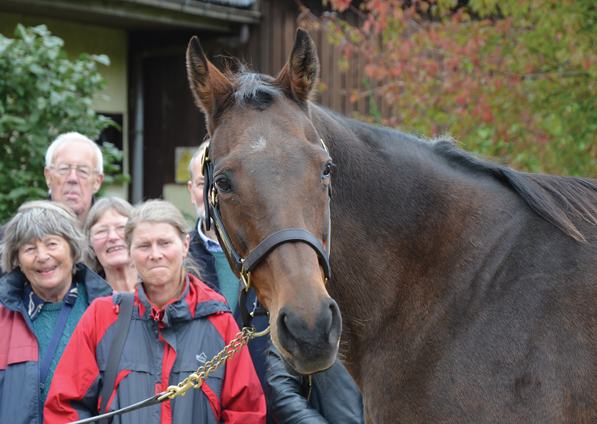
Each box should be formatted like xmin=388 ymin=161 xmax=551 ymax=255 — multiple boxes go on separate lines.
xmin=186 ymin=29 xmax=597 ymax=423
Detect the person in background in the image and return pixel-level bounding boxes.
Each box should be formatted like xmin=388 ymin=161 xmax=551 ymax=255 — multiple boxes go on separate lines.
xmin=187 ymin=141 xmax=272 ymax=419
xmin=45 ymin=199 xmax=266 ymax=424
xmin=0 ymin=201 xmax=112 ymax=424
xmin=44 ymin=131 xmax=105 ymax=228
xmin=187 ymin=139 xmax=239 ymax=298
xmin=0 ymin=132 xmax=105 ymax=279
xmin=84 ymin=197 xmax=137 ymax=292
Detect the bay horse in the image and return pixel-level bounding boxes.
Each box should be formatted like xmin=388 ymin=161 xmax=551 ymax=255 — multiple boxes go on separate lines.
xmin=186 ymin=29 xmax=597 ymax=422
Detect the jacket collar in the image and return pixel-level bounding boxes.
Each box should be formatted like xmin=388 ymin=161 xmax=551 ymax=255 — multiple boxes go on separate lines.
xmin=0 ymin=263 xmax=112 ymax=312
xmin=136 ymin=273 xmax=230 ymax=327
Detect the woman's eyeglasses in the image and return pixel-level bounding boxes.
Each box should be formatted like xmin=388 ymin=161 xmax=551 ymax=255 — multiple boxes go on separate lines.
xmin=92 ymin=225 xmax=126 ymax=240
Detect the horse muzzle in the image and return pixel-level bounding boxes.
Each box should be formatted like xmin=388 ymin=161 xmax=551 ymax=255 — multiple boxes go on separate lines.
xmin=275 ymin=296 xmax=342 ymax=375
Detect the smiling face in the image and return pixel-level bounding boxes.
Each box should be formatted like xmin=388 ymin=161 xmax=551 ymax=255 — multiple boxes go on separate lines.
xmin=44 ymin=139 xmax=104 ymax=225
xmin=90 ymin=208 xmax=131 ymax=271
xmin=129 ymin=221 xmax=190 ymax=292
xmin=18 ymin=235 xmax=74 ymax=303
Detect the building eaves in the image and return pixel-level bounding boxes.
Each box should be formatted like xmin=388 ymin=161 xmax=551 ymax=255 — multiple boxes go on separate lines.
xmin=0 ymin=0 xmax=261 ymax=31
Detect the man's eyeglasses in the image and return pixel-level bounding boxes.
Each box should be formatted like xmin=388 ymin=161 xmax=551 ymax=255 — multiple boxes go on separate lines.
xmin=50 ymin=163 xmax=98 ymax=180
xmin=91 ymin=225 xmax=126 ymax=240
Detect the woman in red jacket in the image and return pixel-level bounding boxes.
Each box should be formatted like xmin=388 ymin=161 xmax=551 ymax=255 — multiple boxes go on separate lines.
xmin=45 ymin=199 xmax=265 ymax=424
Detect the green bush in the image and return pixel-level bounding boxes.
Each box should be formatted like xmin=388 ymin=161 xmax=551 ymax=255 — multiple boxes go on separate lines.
xmin=0 ymin=24 xmax=127 ymax=224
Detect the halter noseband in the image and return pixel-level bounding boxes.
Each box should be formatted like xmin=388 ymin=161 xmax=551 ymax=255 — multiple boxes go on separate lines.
xmin=200 ymin=140 xmax=332 ymax=328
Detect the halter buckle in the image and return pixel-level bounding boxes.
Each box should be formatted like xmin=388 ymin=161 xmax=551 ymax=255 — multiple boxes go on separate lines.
xmin=320 ymin=138 xmax=329 ymax=153
xmin=240 ymin=261 xmax=251 ymax=292
xmin=200 ymin=146 xmax=209 ymax=177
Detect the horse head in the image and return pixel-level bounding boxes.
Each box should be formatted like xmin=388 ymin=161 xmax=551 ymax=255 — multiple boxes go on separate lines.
xmin=186 ymin=29 xmax=342 ymax=375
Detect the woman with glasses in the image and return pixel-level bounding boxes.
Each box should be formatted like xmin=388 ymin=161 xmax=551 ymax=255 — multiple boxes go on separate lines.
xmin=0 ymin=201 xmax=112 ymax=424
xmin=85 ymin=197 xmax=137 ymax=292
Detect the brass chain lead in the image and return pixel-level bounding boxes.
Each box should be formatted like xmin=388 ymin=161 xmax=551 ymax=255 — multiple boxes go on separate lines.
xmin=158 ymin=326 xmax=260 ymax=401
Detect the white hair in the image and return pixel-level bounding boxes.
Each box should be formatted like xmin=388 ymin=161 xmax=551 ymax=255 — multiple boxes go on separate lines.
xmin=45 ymin=132 xmax=104 ymax=174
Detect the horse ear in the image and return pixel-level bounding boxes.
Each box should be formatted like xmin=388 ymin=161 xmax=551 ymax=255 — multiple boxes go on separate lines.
xmin=186 ymin=36 xmax=234 ymax=131
xmin=275 ymin=28 xmax=320 ymax=104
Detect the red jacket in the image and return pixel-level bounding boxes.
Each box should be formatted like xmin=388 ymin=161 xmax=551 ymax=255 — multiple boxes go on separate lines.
xmin=44 ymin=274 xmax=265 ymax=424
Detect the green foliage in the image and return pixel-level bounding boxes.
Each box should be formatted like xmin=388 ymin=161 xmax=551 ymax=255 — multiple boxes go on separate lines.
xmin=99 ymin=142 xmax=128 ymax=194
xmin=0 ymin=24 xmax=127 ymax=224
xmin=304 ymin=0 xmax=597 ymax=177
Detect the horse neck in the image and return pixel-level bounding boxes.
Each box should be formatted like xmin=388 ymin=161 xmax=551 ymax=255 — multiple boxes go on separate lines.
xmin=310 ymin=104 xmax=518 ymax=375
xmin=311 ymin=103 xmax=485 ymax=266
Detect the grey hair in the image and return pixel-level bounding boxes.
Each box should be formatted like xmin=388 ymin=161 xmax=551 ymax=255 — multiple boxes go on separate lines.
xmin=1 ymin=200 xmax=90 ymax=273
xmin=188 ymin=139 xmax=210 ymax=182
xmin=45 ymin=132 xmax=104 ymax=174
xmin=84 ymin=197 xmax=134 ymax=274
xmin=125 ymin=199 xmax=201 ymax=277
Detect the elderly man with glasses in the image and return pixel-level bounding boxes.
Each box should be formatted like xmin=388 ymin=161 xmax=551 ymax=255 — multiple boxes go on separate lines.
xmin=0 ymin=132 xmax=105 ymax=278
xmin=43 ymin=132 xmax=105 ymax=228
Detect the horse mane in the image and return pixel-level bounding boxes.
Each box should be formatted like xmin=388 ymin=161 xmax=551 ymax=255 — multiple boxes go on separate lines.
xmin=433 ymin=140 xmax=597 ymax=242
xmin=222 ymin=66 xmax=597 ymax=243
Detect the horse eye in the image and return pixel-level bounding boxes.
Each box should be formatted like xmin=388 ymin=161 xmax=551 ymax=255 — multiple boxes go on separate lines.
xmin=215 ymin=178 xmax=232 ymax=192
xmin=322 ymin=163 xmax=332 ymax=178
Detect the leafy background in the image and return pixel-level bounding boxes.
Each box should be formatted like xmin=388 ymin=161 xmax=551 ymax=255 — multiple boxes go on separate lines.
xmin=302 ymin=0 xmax=597 ymax=177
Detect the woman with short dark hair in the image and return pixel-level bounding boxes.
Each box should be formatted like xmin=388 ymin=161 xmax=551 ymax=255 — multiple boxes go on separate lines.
xmin=0 ymin=200 xmax=112 ymax=424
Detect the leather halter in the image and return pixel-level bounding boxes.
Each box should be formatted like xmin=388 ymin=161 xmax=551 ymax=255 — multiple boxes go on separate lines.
xmin=200 ymin=140 xmax=332 ymax=319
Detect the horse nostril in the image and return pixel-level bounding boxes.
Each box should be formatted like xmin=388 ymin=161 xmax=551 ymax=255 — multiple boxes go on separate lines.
xmin=325 ymin=299 xmax=340 ymax=333
xmin=326 ymin=299 xmax=341 ymax=342
xmin=277 ymin=308 xmax=299 ymax=355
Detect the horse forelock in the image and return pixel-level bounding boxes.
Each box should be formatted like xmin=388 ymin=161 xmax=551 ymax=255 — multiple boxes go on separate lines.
xmin=229 ymin=69 xmax=282 ymax=110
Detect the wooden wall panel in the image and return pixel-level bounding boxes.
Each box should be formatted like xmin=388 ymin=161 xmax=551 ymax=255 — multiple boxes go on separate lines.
xmin=283 ymin=0 xmax=295 ymax=65
xmin=319 ymin=30 xmax=331 ymax=107
xmin=247 ymin=0 xmax=389 ymax=121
